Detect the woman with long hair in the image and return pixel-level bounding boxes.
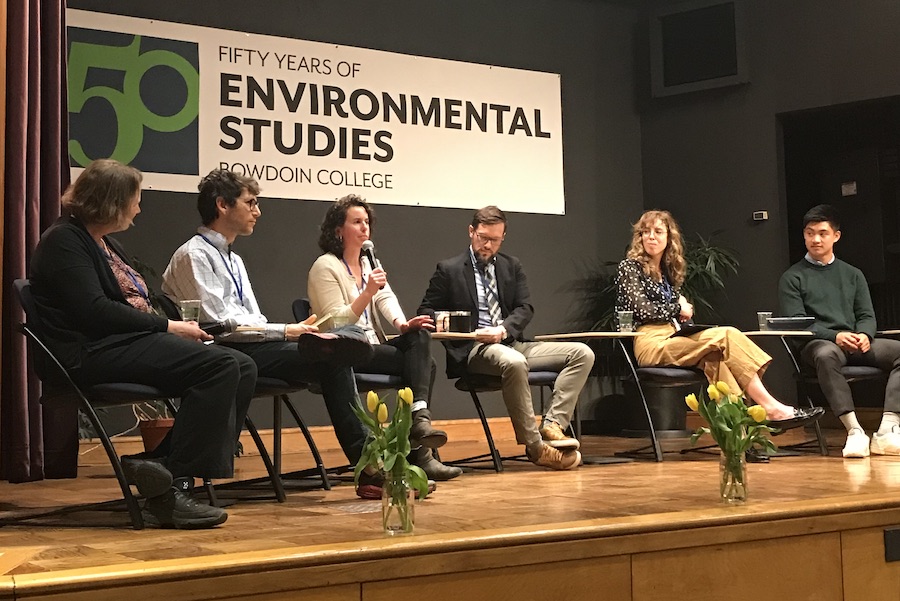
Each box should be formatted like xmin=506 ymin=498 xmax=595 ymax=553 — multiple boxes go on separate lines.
xmin=308 ymin=194 xmax=462 ymax=481
xmin=615 ymin=209 xmax=823 ymax=430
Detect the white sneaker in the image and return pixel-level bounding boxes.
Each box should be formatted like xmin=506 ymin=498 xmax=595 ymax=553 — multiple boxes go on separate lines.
xmin=871 ymin=429 xmax=900 ymax=456
xmin=843 ymin=429 xmax=871 ymax=458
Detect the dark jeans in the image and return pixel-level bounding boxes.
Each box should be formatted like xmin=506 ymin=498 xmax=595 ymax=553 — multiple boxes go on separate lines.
xmin=77 ymin=333 xmax=257 ymax=480
xmin=800 ymin=338 xmax=900 ymax=416
xmin=358 ymin=329 xmax=436 ymax=406
xmin=224 ymin=340 xmax=366 ymax=464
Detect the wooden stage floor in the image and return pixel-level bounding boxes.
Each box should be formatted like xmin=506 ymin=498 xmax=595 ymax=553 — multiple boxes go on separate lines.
xmin=2 ymin=424 xmax=900 ymax=600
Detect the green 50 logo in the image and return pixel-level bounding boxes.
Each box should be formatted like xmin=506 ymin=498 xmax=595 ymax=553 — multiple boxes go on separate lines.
xmin=67 ymin=29 xmax=199 ymax=174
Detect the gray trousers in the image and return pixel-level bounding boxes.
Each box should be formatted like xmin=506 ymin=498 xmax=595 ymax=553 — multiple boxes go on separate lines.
xmin=466 ymin=340 xmax=594 ymax=447
xmin=800 ymin=338 xmax=900 ymax=416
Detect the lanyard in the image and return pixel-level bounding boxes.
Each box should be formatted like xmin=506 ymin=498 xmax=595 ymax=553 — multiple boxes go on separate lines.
xmin=660 ymin=274 xmax=674 ymax=302
xmin=341 ymin=257 xmax=369 ymax=326
xmin=100 ymin=239 xmax=149 ymax=303
xmin=197 ymin=234 xmax=243 ymax=303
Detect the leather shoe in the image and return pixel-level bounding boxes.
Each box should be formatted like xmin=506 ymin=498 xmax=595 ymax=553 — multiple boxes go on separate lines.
xmin=745 ymin=448 xmax=769 ymax=463
xmin=411 ymin=447 xmax=462 ymax=481
xmin=409 ymin=411 xmax=448 ymax=449
xmin=768 ymin=406 xmax=824 ymax=433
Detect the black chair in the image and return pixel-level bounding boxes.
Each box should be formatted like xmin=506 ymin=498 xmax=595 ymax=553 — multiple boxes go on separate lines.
xmin=615 ymin=338 xmax=707 ymax=462
xmin=778 ymin=337 xmax=886 ymax=456
xmin=446 ymin=369 xmax=559 ymax=472
xmin=12 ymin=278 xmax=181 ymax=528
xmin=156 ymin=295 xmax=328 ymax=495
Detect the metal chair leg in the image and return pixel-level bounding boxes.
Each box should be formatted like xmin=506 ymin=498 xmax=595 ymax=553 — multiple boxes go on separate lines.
xmin=245 ymin=415 xmax=287 ymax=502
xmin=281 ymin=395 xmax=331 ymax=490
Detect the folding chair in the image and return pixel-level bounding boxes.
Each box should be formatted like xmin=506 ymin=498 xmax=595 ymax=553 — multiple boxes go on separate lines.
xmin=291 ymin=298 xmax=403 ymax=480
xmin=441 ymin=367 xmax=559 ymax=473
xmin=156 ymin=295 xmax=328 ymax=496
xmin=12 ymin=278 xmax=179 ymax=528
xmin=615 ymin=337 xmax=706 ymax=462
xmin=779 ymin=337 xmax=885 ymax=456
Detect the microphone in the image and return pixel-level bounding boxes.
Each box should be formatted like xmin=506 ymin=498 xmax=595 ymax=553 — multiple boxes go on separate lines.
xmin=201 ymin=318 xmax=238 ymax=336
xmin=361 ymin=240 xmax=385 ymax=289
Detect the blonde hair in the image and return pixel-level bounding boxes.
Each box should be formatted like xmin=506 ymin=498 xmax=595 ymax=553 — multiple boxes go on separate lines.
xmin=625 ymin=210 xmax=686 ymax=287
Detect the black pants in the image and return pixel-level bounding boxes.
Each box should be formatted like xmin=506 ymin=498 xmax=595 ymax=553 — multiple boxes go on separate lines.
xmin=76 ymin=333 xmax=257 ymax=480
xmin=358 ymin=329 xmax=436 ymax=406
xmin=224 ymin=341 xmax=366 ymax=464
xmin=801 ymin=338 xmax=900 ymax=416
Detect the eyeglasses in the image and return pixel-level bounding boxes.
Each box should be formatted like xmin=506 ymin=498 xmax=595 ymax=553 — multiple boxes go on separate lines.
xmin=243 ymin=198 xmax=260 ymax=210
xmin=474 ymin=231 xmax=504 ymax=245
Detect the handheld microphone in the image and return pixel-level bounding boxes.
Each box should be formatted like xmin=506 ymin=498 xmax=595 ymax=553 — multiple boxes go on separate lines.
xmin=361 ymin=240 xmax=385 ymax=289
xmin=201 ymin=318 xmax=238 ymax=336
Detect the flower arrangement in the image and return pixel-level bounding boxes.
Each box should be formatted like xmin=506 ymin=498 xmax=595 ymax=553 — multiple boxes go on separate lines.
xmin=352 ymin=387 xmax=430 ymax=533
xmin=685 ymin=381 xmax=777 ymax=501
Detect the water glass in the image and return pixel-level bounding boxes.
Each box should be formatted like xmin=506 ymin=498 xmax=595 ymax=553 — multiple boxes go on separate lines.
xmin=617 ymin=310 xmax=634 ymax=332
xmin=178 ymin=299 xmax=201 ymax=322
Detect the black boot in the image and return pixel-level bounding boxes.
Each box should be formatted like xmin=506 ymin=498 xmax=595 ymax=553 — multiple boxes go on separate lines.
xmin=409 ymin=409 xmax=448 ymax=449
xmin=410 ymin=446 xmax=462 ymax=481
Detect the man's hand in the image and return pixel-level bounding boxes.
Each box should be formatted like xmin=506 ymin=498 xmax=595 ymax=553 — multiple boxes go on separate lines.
xmin=678 ymin=295 xmax=694 ymax=322
xmin=365 ymin=267 xmax=388 ymax=295
xmin=475 ymin=326 xmax=506 ymax=344
xmin=167 ymin=320 xmax=213 ymax=343
xmin=836 ymin=331 xmax=863 ymax=353
xmin=399 ymin=314 xmax=435 ymax=334
xmin=285 ymin=315 xmax=319 ymax=341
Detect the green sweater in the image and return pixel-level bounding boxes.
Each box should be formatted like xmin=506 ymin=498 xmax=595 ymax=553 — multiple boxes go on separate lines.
xmin=778 ymin=258 xmax=876 ymax=342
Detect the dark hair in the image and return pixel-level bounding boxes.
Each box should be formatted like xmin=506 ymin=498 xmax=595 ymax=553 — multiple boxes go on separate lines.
xmin=61 ymin=159 xmax=142 ymax=226
xmin=318 ymin=194 xmax=376 ymax=255
xmin=197 ymin=169 xmax=260 ymax=225
xmin=802 ymin=204 xmax=841 ymax=231
xmin=471 ymin=205 xmax=507 ymax=230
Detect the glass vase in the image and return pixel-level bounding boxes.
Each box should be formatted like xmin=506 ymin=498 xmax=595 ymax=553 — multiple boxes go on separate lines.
xmin=719 ymin=451 xmax=747 ymax=503
xmin=381 ymin=473 xmax=414 ymax=535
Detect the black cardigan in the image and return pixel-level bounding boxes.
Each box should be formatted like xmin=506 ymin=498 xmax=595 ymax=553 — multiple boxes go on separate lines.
xmin=29 ymin=215 xmax=168 ymax=370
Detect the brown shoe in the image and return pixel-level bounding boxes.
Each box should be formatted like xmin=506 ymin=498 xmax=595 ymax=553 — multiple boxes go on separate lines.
xmin=539 ymin=421 xmax=580 ymax=450
xmin=528 ymin=443 xmax=581 ymax=470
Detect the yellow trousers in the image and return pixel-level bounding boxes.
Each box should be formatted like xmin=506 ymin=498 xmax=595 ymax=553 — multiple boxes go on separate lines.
xmin=633 ymin=323 xmax=771 ymax=392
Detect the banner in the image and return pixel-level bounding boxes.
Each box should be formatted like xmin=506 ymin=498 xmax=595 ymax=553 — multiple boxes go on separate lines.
xmin=66 ymin=10 xmax=565 ymax=214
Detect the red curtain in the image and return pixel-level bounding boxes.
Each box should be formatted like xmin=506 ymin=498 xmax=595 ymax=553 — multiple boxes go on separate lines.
xmin=1 ymin=0 xmax=71 ymax=482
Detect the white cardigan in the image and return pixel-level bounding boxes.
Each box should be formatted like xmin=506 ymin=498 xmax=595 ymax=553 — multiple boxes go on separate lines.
xmin=307 ymin=252 xmax=406 ymax=343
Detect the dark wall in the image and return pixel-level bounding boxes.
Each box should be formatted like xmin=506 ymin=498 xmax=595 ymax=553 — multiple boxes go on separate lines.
xmin=67 ymin=0 xmax=645 ymax=424
xmin=638 ymin=0 xmax=900 ymax=400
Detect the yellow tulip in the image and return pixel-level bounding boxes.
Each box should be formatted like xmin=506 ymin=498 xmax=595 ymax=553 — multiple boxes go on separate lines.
xmin=377 ymin=402 xmax=389 ymax=423
xmin=707 ymin=384 xmax=721 ymax=402
xmin=398 ymin=387 xmax=414 ymax=405
xmin=716 ymin=381 xmax=731 ymax=396
xmin=366 ymin=390 xmax=380 ymax=413
xmin=748 ymin=405 xmax=767 ymax=423
xmin=685 ymin=393 xmax=699 ymax=412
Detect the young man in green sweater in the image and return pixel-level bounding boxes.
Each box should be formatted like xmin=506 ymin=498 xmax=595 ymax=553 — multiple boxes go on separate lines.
xmin=779 ymin=204 xmax=900 ymax=458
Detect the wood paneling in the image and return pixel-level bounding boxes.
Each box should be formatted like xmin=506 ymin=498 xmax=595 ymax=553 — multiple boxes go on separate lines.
xmin=633 ymin=533 xmax=843 ymax=601
xmin=843 ymin=527 xmax=900 ymax=601
xmin=364 ymin=558 xmax=631 ymax=601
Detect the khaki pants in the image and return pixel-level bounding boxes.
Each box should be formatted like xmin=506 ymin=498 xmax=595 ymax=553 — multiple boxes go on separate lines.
xmin=634 ymin=323 xmax=771 ymax=392
xmin=467 ymin=340 xmax=595 ymax=447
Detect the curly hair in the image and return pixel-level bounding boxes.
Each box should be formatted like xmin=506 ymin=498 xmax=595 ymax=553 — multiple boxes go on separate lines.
xmin=318 ymin=194 xmax=376 ymax=255
xmin=61 ymin=159 xmax=142 ymax=226
xmin=197 ymin=169 xmax=260 ymax=225
xmin=625 ymin=210 xmax=686 ymax=287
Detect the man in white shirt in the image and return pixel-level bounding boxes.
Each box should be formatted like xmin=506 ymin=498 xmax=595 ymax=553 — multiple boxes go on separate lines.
xmin=162 ymin=170 xmax=376 ymax=494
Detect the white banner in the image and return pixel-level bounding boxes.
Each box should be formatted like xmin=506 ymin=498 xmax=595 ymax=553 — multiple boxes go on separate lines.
xmin=67 ymin=10 xmax=565 ymax=214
